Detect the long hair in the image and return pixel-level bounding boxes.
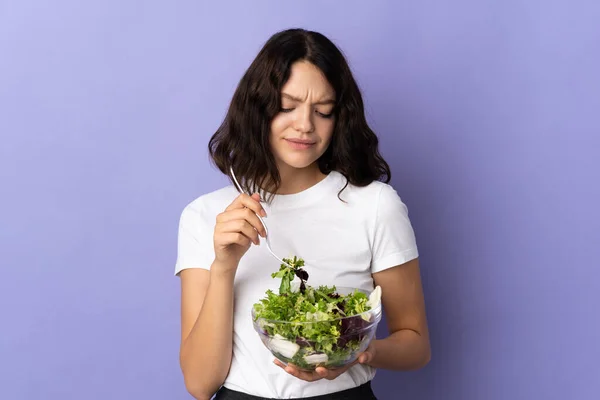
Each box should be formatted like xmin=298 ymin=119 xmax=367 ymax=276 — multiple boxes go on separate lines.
xmin=208 ymin=28 xmax=391 ymax=201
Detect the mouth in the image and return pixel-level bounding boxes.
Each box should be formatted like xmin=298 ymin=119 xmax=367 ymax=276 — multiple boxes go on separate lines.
xmin=284 ymin=138 xmax=316 ymax=150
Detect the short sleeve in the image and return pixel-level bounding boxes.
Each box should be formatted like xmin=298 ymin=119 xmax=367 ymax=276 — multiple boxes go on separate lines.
xmin=174 ymin=202 xmax=215 ymax=276
xmin=370 ymin=184 xmax=419 ymax=273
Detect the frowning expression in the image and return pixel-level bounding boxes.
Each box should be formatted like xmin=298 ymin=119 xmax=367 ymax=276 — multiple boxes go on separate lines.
xmin=269 ymin=61 xmax=336 ymax=171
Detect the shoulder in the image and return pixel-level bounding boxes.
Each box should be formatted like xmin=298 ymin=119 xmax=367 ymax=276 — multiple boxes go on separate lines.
xmin=334 ymin=172 xmax=407 ymax=212
xmin=179 ymin=185 xmax=238 ymax=227
xmin=372 ymin=181 xmax=409 ymax=216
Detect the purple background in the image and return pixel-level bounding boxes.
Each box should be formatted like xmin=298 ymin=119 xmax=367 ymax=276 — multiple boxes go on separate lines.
xmin=1 ymin=1 xmax=599 ymax=399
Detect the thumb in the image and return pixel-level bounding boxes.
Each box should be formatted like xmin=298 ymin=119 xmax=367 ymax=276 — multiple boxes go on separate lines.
xmin=358 ymin=351 xmax=372 ymax=364
xmin=251 ymin=193 xmax=261 ymax=202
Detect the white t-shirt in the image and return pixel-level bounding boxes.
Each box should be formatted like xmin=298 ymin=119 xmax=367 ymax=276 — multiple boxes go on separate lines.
xmin=175 ymin=171 xmax=419 ymax=398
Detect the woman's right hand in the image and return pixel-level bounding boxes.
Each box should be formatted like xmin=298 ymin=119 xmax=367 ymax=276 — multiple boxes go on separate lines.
xmin=213 ymin=193 xmax=267 ymax=272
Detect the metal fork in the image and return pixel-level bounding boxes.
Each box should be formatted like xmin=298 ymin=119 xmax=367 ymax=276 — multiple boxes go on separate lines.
xmin=229 ymin=166 xmax=293 ymax=269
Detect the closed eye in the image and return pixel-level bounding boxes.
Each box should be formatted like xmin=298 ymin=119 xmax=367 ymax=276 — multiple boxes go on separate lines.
xmin=279 ymin=107 xmax=333 ymax=118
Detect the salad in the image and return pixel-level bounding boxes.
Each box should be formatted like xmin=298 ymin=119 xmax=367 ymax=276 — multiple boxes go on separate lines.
xmin=252 ymin=256 xmax=382 ymax=369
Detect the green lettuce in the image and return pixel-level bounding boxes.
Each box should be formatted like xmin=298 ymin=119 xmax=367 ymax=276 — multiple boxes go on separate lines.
xmin=252 ymin=256 xmax=375 ymax=368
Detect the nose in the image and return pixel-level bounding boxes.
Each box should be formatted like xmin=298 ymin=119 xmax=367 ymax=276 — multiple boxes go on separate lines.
xmin=293 ymin=106 xmax=315 ymax=133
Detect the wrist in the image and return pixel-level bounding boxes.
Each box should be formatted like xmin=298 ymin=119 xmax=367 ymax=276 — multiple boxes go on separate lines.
xmin=210 ymin=260 xmax=238 ymax=280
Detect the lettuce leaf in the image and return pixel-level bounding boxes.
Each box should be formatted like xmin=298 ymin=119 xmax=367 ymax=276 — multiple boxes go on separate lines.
xmin=253 ymin=256 xmax=374 ymax=367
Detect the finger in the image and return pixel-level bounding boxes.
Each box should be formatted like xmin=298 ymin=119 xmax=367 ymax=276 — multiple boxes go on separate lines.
xmin=273 ymin=360 xmax=300 ymax=377
xmin=217 ymin=220 xmax=260 ymax=245
xmin=216 ymin=208 xmax=266 ymax=237
xmin=291 ymin=368 xmax=321 ymax=382
xmin=316 ymin=366 xmax=340 ymax=380
xmin=226 ymin=193 xmax=267 ymax=217
xmin=274 ymin=360 xmax=321 ymax=382
xmin=315 ymin=363 xmax=354 ymax=380
xmin=217 ymin=232 xmax=251 ymax=248
xmin=315 ymin=367 xmax=329 ymax=378
xmin=287 ymin=364 xmax=322 ymax=382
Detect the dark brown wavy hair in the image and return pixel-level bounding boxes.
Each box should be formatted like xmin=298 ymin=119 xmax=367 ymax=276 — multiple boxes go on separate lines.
xmin=208 ymin=28 xmax=391 ymax=201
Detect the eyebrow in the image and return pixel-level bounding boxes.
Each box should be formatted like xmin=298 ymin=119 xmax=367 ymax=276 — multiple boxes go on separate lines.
xmin=281 ymin=93 xmax=336 ymax=105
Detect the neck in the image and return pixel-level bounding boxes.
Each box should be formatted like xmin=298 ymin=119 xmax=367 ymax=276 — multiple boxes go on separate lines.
xmin=275 ymin=163 xmax=327 ymax=195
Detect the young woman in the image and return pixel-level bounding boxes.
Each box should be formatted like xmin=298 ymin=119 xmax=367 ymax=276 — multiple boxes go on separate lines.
xmin=175 ymin=28 xmax=431 ymax=400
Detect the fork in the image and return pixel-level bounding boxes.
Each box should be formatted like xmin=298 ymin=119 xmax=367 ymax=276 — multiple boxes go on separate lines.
xmin=229 ymin=166 xmax=294 ymax=269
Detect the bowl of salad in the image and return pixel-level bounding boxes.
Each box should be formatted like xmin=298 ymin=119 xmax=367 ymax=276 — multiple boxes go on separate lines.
xmin=251 ymin=256 xmax=382 ymax=371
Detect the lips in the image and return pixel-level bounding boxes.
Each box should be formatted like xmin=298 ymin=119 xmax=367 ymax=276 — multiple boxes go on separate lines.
xmin=284 ymin=138 xmax=316 ymax=150
xmin=285 ymin=138 xmax=315 ymax=145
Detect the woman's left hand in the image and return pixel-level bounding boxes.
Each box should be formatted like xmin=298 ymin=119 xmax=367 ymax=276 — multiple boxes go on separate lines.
xmin=273 ymin=342 xmax=376 ymax=382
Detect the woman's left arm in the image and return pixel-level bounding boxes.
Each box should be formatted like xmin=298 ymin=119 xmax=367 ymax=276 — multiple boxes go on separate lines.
xmin=273 ymin=257 xmax=430 ymax=381
xmin=360 ymin=257 xmax=431 ymax=370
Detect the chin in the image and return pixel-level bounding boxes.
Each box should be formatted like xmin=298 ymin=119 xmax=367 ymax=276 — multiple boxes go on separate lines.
xmin=282 ymin=160 xmax=318 ymax=170
xmin=277 ymin=154 xmax=321 ymax=170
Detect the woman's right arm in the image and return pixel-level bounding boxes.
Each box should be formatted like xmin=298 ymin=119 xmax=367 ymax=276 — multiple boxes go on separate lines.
xmin=179 ymin=265 xmax=235 ymax=400
xmin=178 ymin=193 xmax=266 ymax=400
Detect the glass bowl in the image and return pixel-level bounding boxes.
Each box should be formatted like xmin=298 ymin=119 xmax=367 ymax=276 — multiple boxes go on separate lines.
xmin=251 ymin=286 xmax=382 ymax=371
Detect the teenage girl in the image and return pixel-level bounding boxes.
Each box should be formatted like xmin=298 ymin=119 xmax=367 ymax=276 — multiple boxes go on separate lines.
xmin=175 ymin=28 xmax=431 ymax=400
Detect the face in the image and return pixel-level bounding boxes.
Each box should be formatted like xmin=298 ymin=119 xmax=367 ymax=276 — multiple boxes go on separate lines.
xmin=269 ymin=61 xmax=336 ymax=172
